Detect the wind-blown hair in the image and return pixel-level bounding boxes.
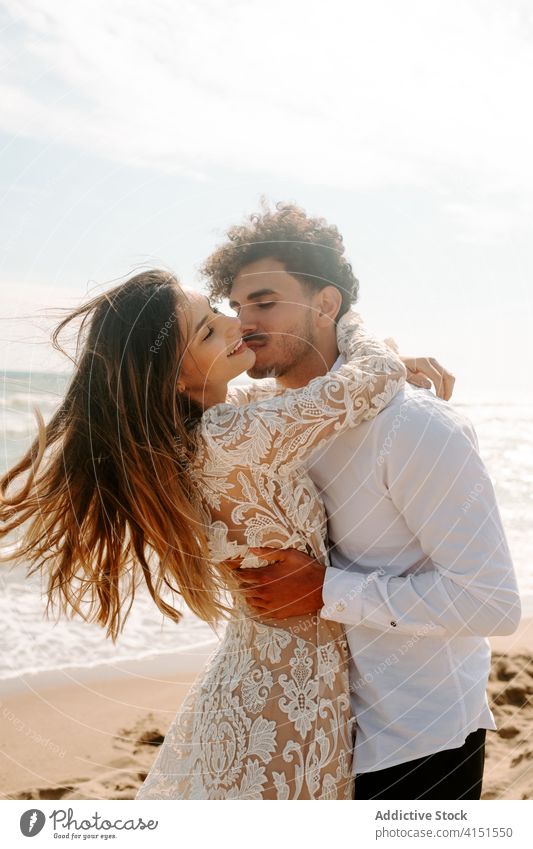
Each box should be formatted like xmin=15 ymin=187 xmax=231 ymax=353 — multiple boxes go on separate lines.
xmin=0 ymin=270 xmax=231 ymax=641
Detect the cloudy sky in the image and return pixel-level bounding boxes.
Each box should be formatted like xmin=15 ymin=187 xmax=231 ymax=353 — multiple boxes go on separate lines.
xmin=0 ymin=0 xmax=532 ymax=400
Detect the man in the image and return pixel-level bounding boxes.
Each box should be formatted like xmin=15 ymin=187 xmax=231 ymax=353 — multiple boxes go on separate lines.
xmin=202 ymin=202 xmax=521 ymax=800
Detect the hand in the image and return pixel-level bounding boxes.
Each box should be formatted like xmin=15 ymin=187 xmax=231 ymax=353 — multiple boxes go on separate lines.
xmin=384 ymin=339 xmax=455 ymax=400
xmin=223 ymin=548 xmax=326 ymax=619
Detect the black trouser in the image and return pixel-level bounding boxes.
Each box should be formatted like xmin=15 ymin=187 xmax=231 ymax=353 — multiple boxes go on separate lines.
xmin=354 ymin=728 xmax=486 ymax=800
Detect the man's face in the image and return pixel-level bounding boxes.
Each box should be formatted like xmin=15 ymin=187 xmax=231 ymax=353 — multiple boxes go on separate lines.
xmin=229 ymin=258 xmax=316 ymax=379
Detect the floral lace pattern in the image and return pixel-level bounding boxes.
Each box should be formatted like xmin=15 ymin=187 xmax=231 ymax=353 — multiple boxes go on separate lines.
xmin=136 ymin=312 xmax=406 ymax=800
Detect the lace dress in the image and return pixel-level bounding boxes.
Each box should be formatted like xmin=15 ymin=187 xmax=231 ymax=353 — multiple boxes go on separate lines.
xmin=135 ymin=312 xmax=405 ymax=800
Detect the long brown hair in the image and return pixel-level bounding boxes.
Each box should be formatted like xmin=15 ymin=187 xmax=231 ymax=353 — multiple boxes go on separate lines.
xmin=0 ymin=270 xmax=231 ymax=640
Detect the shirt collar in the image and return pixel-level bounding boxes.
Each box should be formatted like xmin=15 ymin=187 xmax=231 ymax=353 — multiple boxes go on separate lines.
xmin=331 ymin=353 xmax=343 ymax=372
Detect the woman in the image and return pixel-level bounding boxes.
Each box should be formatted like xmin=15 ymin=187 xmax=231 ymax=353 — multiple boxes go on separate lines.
xmin=1 ymin=269 xmax=406 ymax=799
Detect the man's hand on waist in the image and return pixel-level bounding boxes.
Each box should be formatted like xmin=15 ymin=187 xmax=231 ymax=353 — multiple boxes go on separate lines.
xmin=223 ymin=548 xmax=326 ymax=618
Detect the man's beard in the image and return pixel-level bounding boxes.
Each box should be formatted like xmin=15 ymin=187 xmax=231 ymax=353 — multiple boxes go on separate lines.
xmin=246 ymin=315 xmax=315 ymax=380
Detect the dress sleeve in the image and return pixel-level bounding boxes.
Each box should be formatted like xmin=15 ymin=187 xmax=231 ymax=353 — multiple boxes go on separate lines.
xmin=201 ymin=310 xmax=406 ymax=475
xmin=226 ymin=379 xmax=283 ymax=406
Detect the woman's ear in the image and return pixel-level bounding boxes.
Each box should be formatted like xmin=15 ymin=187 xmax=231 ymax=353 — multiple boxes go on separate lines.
xmin=313 ymin=286 xmax=343 ymax=327
xmin=177 ymin=380 xmax=186 ymax=393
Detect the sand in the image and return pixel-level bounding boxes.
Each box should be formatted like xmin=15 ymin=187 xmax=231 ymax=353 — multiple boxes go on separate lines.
xmin=1 ymin=623 xmax=532 ymax=801
xmin=0 ymin=644 xmax=217 ymax=801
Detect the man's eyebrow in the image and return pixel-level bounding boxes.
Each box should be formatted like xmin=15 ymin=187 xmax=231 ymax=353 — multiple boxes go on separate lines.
xmin=229 ymin=288 xmax=278 ymax=309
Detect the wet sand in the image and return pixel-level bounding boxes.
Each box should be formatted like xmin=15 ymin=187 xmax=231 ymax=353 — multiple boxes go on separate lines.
xmin=1 ymin=623 xmax=532 ymax=800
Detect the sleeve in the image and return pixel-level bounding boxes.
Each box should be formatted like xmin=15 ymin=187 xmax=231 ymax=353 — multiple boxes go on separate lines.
xmin=320 ymin=405 xmax=521 ymax=637
xmin=226 ymin=379 xmax=283 ymax=406
xmin=202 ymin=310 xmax=406 ymax=474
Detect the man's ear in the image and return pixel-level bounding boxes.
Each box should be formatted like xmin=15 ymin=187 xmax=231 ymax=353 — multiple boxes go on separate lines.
xmin=312 ymin=286 xmax=342 ymax=327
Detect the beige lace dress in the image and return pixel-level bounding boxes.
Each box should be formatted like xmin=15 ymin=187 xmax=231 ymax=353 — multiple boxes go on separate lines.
xmin=135 ymin=311 xmax=406 ymax=800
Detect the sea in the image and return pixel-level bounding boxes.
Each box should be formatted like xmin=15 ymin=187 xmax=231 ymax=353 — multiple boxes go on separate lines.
xmin=1 ymin=370 xmax=532 ymax=683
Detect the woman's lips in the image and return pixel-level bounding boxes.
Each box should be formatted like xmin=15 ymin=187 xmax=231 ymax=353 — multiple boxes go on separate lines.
xmin=227 ymin=339 xmax=249 ymax=357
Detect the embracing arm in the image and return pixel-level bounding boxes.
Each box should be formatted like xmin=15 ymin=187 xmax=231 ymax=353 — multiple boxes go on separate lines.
xmin=320 ymin=408 xmax=521 ymax=637
xmin=226 ymin=379 xmax=283 ymax=406
xmin=226 ymin=351 xmax=454 ymax=407
xmin=202 ymin=311 xmax=406 ymax=472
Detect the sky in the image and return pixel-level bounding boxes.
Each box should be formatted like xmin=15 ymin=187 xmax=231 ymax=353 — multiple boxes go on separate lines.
xmin=0 ymin=0 xmax=532 ymax=402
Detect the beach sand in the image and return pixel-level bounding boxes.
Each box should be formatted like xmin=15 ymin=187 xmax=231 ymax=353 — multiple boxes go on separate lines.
xmin=1 ymin=622 xmax=532 ymax=801
xmin=0 ymin=644 xmax=218 ymax=801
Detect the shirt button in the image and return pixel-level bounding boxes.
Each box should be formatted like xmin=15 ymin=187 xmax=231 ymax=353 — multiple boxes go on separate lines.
xmin=336 ymin=601 xmax=346 ymax=612
xmin=390 ymin=620 xmax=397 ymax=627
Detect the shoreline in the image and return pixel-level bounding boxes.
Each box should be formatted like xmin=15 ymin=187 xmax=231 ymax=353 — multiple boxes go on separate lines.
xmin=0 ymin=621 xmax=531 ymax=800
xmin=0 ymin=638 xmax=220 ymax=697
xmin=2 ymin=616 xmax=531 ymax=697
xmin=0 ymin=642 xmax=218 ymax=800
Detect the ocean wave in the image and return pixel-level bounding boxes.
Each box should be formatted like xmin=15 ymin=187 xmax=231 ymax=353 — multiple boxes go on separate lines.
xmin=1 ymin=373 xmax=532 ymax=679
xmin=0 ymin=569 xmax=223 ymax=681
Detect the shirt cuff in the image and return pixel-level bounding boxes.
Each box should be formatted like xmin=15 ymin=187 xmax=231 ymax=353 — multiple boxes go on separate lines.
xmin=320 ymin=565 xmax=380 ymax=624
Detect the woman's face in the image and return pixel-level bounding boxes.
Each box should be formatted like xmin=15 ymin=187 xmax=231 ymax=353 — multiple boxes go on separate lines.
xmin=177 ymin=290 xmax=256 ymax=404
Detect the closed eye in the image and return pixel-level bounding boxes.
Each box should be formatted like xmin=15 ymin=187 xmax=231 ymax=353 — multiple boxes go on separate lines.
xmin=229 ymin=301 xmax=275 ymax=316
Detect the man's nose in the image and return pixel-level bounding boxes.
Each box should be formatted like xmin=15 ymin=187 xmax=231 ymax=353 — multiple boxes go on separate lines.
xmin=237 ymin=306 xmax=258 ymax=337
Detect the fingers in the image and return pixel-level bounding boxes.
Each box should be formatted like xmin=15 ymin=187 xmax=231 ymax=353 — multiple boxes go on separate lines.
xmin=246 ymin=597 xmax=271 ymax=611
xmin=406 ymin=370 xmax=431 ymax=390
xmin=239 ymin=588 xmax=273 ymax=612
xmin=439 ymin=368 xmax=455 ymax=401
xmin=249 ymin=547 xmax=316 ymax=568
xmin=426 ymin=358 xmax=455 ymax=401
xmin=423 ymin=362 xmax=447 ymax=398
xmin=403 ymin=357 xmax=455 ymax=401
xmin=232 ymin=568 xmax=273 ymax=584
xmin=222 ymin=558 xmax=245 ymax=571
xmin=249 ymin=547 xmax=285 ymax=564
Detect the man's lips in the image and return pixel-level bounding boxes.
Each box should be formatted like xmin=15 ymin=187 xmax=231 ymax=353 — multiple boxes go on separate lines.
xmin=242 ymin=336 xmax=268 ymax=350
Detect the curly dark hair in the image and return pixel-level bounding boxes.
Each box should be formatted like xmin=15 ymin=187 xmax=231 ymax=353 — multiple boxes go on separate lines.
xmin=201 ymin=201 xmax=359 ymax=318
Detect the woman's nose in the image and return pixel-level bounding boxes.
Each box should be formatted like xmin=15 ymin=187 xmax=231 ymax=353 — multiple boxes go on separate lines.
xmin=225 ymin=315 xmax=242 ymax=334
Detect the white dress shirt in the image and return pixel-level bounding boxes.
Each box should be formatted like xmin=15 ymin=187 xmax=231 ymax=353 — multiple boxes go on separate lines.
xmin=307 ymin=376 xmax=521 ymax=774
